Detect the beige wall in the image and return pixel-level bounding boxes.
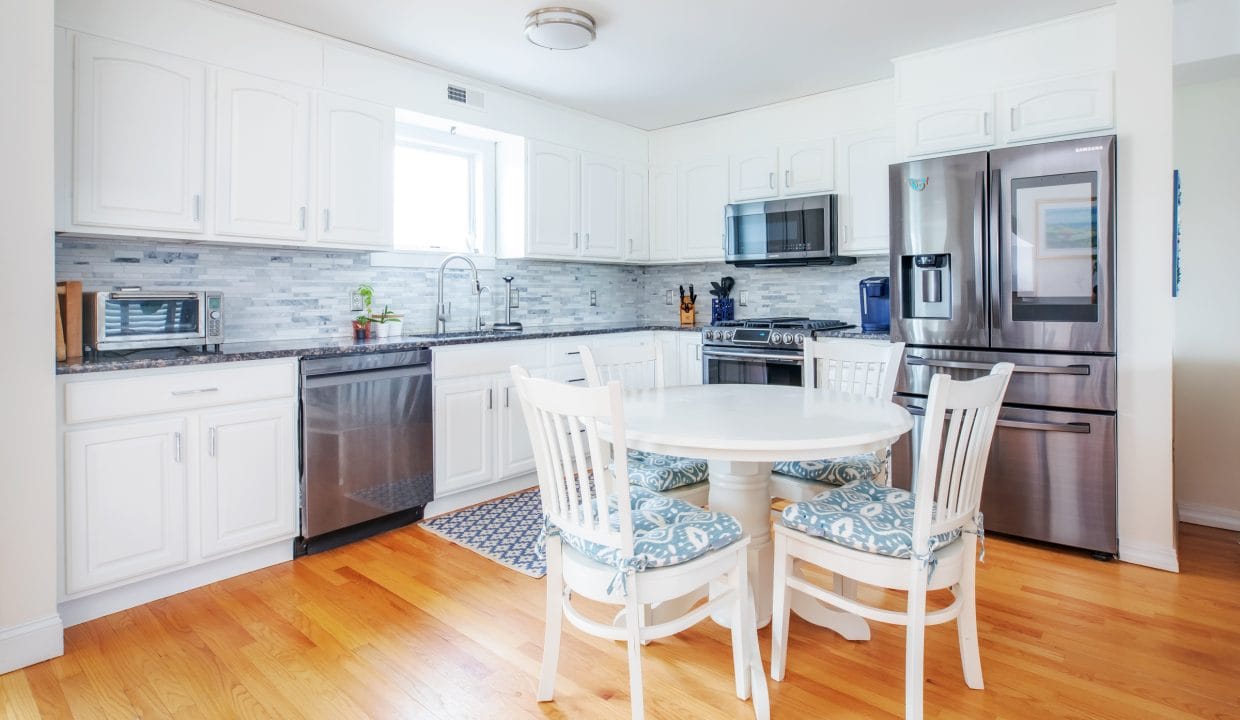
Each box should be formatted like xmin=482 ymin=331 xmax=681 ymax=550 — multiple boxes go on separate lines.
xmin=0 ymin=0 xmax=62 ymax=673
xmin=1173 ymin=75 xmax=1240 ymax=530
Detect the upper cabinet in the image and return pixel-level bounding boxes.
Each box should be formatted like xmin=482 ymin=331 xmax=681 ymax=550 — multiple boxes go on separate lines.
xmin=837 ymin=129 xmax=898 ymax=257
xmin=215 ymin=71 xmax=310 ymax=242
xmin=1000 ymin=71 xmax=1114 ymax=144
xmin=316 ymin=93 xmax=394 ymax=249
xmin=648 ymin=166 xmax=679 ymax=261
xmin=679 ymin=157 xmax=728 ymax=261
xmin=73 ymin=36 xmax=206 ymax=233
xmin=580 ymin=153 xmax=624 ymax=260
xmin=526 ymin=140 xmax=580 ymax=257
xmin=900 ymin=94 xmax=996 ymax=158
xmin=728 ymin=139 xmax=834 ymax=202
xmin=623 ymin=164 xmax=649 ymax=261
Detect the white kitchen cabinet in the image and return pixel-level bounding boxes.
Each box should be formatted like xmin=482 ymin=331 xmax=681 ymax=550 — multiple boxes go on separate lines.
xmin=316 ymin=92 xmax=394 ymax=249
xmin=679 ymin=158 xmax=729 ymax=261
xmin=838 ymin=129 xmax=898 ymax=257
xmin=215 ymin=70 xmax=311 ymax=242
xmin=580 ymin=153 xmax=624 ymax=259
xmin=648 ymin=166 xmax=679 ymax=261
xmin=433 ymin=375 xmax=497 ymax=496
xmin=901 ymin=94 xmax=996 ymax=157
xmin=64 ymin=418 xmax=189 ymax=595
xmin=730 ymin=149 xmax=779 ymax=202
xmin=781 ymin=139 xmax=836 ymax=196
xmin=656 ymin=332 xmax=682 ymax=386
xmin=679 ymin=333 xmax=705 ymax=386
xmin=1000 ymin=71 xmax=1114 ymax=144
xmin=526 ymin=140 xmax=581 ymax=257
xmin=72 ymin=35 xmax=206 ymax=233
xmin=496 ymin=375 xmax=536 ymax=478
xmin=199 ymin=402 xmax=297 ymax=559
xmin=623 ymin=164 xmax=649 ymax=261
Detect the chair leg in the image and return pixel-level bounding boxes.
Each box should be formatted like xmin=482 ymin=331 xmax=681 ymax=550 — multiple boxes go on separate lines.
xmin=730 ymin=560 xmax=749 ymax=700
xmin=640 ymin=603 xmax=653 ymax=647
xmin=770 ymin=533 xmax=793 ymax=682
xmin=905 ymin=564 xmax=929 ymax=720
xmin=538 ymin=538 xmax=564 ymax=702
xmin=957 ymin=536 xmax=984 ymax=689
xmin=624 ymin=582 xmax=645 ymax=720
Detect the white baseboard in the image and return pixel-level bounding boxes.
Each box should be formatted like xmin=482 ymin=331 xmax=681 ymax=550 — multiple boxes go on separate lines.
xmin=1119 ymin=540 xmax=1181 ymax=573
xmin=0 ymin=614 xmax=64 ymax=674
xmin=58 ymin=541 xmax=292 ymax=627
xmin=1177 ymin=502 xmax=1240 ymax=531
xmin=425 ymin=475 xmax=536 ymax=518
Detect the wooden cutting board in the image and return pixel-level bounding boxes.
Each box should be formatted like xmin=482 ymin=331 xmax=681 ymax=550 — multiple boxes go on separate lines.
xmin=55 ymin=280 xmax=83 ymax=360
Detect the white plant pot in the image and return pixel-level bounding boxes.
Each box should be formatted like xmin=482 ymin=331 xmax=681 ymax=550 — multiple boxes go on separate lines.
xmin=374 ymin=322 xmax=390 ymax=338
xmin=386 ymin=319 xmax=402 ymax=337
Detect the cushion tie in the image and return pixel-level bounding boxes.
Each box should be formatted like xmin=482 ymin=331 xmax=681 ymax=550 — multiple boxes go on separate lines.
xmin=605 ymin=556 xmax=650 ymax=597
xmin=963 ymin=511 xmax=986 ymax=563
xmin=912 ymin=548 xmax=939 ymax=582
xmin=534 ymin=515 xmax=559 ymax=560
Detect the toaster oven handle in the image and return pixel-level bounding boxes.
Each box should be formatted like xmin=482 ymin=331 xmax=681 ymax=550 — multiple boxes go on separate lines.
xmin=109 ymin=292 xmax=201 ymax=300
xmin=905 ymin=355 xmax=1090 ymax=375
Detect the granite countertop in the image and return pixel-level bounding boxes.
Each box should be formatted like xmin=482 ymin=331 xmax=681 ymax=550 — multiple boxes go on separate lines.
xmin=56 ymin=322 xmax=892 ymax=375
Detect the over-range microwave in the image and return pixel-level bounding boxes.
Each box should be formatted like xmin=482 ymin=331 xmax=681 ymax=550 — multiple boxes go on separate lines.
xmin=724 ymin=193 xmax=856 ymax=266
xmin=83 ymin=289 xmax=224 ymax=352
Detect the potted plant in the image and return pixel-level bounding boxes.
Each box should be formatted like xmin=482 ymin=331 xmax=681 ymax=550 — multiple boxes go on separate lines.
xmin=351 ymin=315 xmax=370 ymax=340
xmin=370 ymin=304 xmax=403 ymax=338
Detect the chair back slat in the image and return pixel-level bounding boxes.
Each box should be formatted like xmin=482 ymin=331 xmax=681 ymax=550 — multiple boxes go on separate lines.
xmin=804 ymin=339 xmax=905 ymax=399
xmin=580 ymin=343 xmax=665 ymax=389
xmin=911 ymin=363 xmax=1014 ymax=548
xmin=511 ymin=366 xmax=634 ymax=552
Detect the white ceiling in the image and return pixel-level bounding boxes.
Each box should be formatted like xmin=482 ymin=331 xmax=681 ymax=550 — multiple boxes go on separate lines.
xmin=211 ymin=0 xmax=1113 ymax=130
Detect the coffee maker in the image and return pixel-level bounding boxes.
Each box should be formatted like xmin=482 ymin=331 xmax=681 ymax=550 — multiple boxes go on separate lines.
xmin=858 ymin=276 xmax=891 ymax=332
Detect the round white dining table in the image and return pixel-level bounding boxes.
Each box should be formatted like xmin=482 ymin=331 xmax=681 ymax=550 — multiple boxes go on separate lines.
xmin=611 ymin=383 xmax=914 ymax=636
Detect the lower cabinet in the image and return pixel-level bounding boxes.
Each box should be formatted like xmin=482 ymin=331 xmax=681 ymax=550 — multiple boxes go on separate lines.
xmin=433 ymin=371 xmax=534 ymax=497
xmin=679 ymin=332 xmax=705 ymax=386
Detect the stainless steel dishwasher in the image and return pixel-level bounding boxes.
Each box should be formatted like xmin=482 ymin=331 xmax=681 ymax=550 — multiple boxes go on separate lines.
xmin=297 ymin=349 xmax=433 ymax=555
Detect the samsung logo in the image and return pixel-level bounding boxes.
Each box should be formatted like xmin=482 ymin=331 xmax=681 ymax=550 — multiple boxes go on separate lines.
xmin=1075 ymin=145 xmax=1104 ymax=153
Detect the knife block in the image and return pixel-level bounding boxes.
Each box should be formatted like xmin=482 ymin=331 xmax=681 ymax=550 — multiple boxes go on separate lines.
xmin=679 ymin=305 xmax=696 ymax=327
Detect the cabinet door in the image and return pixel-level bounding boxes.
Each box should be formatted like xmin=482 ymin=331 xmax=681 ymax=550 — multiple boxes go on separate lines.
xmin=527 ymin=140 xmax=581 ymax=257
xmin=200 ymin=402 xmax=296 ymax=558
xmin=623 ymin=164 xmax=649 ymax=261
xmin=678 ymin=334 xmax=704 ymax=386
xmin=580 ymin=153 xmax=624 ymax=259
xmin=656 ymin=332 xmax=682 ymax=386
xmin=496 ymin=376 xmax=536 ymax=479
xmin=838 ymin=130 xmax=897 ymax=256
xmin=64 ymin=418 xmax=188 ymax=595
xmin=648 ymin=166 xmax=679 ymax=261
xmin=317 ymin=93 xmax=394 ymax=248
xmin=73 ymin=36 xmax=206 ymax=232
xmin=781 ymin=139 xmax=835 ymax=195
xmin=901 ymin=94 xmax=995 ymax=157
xmin=434 ymin=376 xmax=496 ymax=496
xmin=1001 ymin=71 xmax=1114 ymax=144
xmin=215 ymin=71 xmax=310 ymax=242
xmin=730 ymin=149 xmax=778 ymax=202
xmin=679 ymin=158 xmax=729 ymax=261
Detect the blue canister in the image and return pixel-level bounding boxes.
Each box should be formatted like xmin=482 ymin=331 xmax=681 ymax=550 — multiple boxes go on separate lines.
xmin=859 ymin=277 xmax=891 ymax=332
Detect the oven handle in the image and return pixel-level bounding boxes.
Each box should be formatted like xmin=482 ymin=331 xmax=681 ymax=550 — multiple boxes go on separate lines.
xmin=701 ymin=348 xmax=803 ymax=364
xmin=906 ymin=355 xmax=1090 ymax=375
xmin=902 ymin=403 xmax=1091 ymax=433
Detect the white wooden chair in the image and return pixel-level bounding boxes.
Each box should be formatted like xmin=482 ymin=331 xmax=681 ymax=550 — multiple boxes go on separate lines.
xmin=511 ymin=365 xmax=769 ymax=720
xmin=769 ymin=338 xmax=906 ymax=502
xmin=579 ymin=344 xmax=710 ymax=507
xmin=770 ymin=363 xmax=1014 ymax=720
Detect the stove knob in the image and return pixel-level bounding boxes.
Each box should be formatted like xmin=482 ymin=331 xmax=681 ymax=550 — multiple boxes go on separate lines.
xmin=795 ymin=333 xmax=805 ymax=345
xmin=769 ymin=334 xmax=781 ymax=345
xmin=706 ymin=330 xmax=717 ymax=340
xmin=782 ymin=332 xmax=794 ymax=344
xmin=724 ymin=330 xmax=734 ymax=341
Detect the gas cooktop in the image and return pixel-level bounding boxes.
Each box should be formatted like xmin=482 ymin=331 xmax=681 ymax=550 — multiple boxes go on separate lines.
xmin=702 ymin=317 xmax=855 ymax=349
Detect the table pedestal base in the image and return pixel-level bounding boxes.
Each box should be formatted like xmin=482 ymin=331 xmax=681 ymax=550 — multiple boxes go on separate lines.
xmin=706 ymin=459 xmax=774 ymax=628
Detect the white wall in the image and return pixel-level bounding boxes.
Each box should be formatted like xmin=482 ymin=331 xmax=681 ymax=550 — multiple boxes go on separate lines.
xmin=1114 ymin=0 xmax=1178 ymax=571
xmin=0 ymin=0 xmax=63 ymax=674
xmin=1172 ymin=75 xmax=1240 ymax=531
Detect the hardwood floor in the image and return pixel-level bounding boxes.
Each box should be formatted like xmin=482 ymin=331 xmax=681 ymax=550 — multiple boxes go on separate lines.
xmin=3 ymin=522 xmax=1238 ymax=719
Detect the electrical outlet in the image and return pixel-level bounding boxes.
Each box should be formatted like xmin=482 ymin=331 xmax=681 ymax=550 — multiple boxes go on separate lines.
xmin=739 ymin=290 xmax=749 ymax=307
xmin=589 ymin=290 xmax=597 ymax=307
xmin=349 ymin=291 xmax=364 ymax=312
xmin=665 ymin=289 xmax=675 ymax=305
xmin=509 ymin=289 xmax=520 ymax=308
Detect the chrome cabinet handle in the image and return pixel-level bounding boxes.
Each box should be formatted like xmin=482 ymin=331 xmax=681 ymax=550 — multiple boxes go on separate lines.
xmin=323 ymin=208 xmax=331 ymax=232
xmin=487 ymin=388 xmax=493 ymax=410
xmin=768 ymin=172 xmax=775 ymax=190
xmin=566 ymin=378 xmax=586 ymax=384
xmin=299 ymin=206 xmax=307 ymax=230
xmin=983 ymin=111 xmax=991 ymax=135
xmin=573 ymin=232 xmax=579 ymax=249
xmin=171 ymin=387 xmax=220 ymax=396
xmin=504 ymin=387 xmax=510 ymax=408
xmin=785 ymin=170 xmax=791 ymax=188
xmin=628 ymin=237 xmax=633 ymax=254
xmin=1010 ymin=107 xmax=1017 ymax=130
xmin=174 ymin=432 xmax=182 ymax=463
xmin=208 ymin=427 xmax=216 ymax=457
xmin=905 ymin=356 xmax=1089 ymax=375
xmin=192 ymin=194 xmax=201 ymax=222
xmin=584 ymin=232 xmax=590 ymax=249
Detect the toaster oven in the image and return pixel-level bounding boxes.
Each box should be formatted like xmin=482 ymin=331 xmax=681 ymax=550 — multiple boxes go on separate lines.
xmin=83 ymin=289 xmax=224 ymax=352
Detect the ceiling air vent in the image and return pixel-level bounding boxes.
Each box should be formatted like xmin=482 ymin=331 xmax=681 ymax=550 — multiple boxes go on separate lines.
xmin=446 ymin=84 xmax=485 ymax=111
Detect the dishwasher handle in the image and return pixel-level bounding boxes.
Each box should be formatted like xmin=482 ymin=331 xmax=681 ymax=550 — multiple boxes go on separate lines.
xmin=302 ymin=362 xmax=431 ymax=389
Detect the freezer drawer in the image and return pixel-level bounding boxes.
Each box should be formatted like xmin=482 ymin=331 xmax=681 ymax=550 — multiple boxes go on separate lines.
xmin=896 ymin=346 xmax=1116 ymax=412
xmin=890 ymin=397 xmax=1117 ymax=555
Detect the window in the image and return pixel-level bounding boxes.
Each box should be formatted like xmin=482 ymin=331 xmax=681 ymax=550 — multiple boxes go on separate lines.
xmin=392 ymin=125 xmax=495 ymax=255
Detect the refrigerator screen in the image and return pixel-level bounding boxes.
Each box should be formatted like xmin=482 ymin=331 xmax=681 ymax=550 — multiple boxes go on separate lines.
xmin=1009 ymin=171 xmax=1099 ymax=323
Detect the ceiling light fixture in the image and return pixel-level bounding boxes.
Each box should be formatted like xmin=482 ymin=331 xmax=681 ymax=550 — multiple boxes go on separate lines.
xmin=524 ymin=7 xmax=597 ymax=51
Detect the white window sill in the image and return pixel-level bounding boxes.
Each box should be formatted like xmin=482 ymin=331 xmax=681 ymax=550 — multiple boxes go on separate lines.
xmin=370 ymin=250 xmax=497 ymax=270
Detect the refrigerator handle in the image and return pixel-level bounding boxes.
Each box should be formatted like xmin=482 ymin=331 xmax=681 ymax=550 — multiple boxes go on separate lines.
xmin=975 ymin=169 xmax=989 ymax=336
xmin=988 ymin=168 xmax=1002 ymax=333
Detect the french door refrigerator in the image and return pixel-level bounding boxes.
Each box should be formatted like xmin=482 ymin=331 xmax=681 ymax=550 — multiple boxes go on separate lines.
xmin=888 ymin=135 xmax=1117 ymax=556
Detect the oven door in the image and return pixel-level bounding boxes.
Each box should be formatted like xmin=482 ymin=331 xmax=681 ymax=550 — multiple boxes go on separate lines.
xmin=95 ymin=291 xmax=207 ymax=350
xmin=702 ymin=347 xmax=803 ymax=386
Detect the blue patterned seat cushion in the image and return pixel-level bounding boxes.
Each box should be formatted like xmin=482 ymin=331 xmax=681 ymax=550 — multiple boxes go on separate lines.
xmin=622 ymin=450 xmax=709 ymax=492
xmin=558 ymin=486 xmax=742 ymax=572
xmin=772 ymin=453 xmax=884 ymax=487
xmin=780 ymin=480 xmax=960 ymax=558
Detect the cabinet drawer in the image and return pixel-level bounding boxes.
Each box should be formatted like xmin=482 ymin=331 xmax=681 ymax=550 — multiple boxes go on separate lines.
xmin=432 ymin=340 xmax=547 ymax=380
xmin=64 ymin=362 xmax=296 ymax=424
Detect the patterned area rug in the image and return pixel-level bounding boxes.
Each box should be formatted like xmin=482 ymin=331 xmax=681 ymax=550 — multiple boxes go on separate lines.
xmin=421 ymin=489 xmax=546 ymax=578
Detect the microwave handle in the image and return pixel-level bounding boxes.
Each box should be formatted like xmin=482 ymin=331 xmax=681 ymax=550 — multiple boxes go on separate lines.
xmin=109 ymin=291 xmax=200 ymax=300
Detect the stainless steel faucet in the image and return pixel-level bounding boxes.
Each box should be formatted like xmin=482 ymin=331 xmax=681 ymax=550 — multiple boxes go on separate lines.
xmin=436 ymin=254 xmax=483 ymax=333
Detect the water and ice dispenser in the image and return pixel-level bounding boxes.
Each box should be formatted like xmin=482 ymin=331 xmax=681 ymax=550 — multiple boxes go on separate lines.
xmin=900 ymin=253 xmax=952 ymax=319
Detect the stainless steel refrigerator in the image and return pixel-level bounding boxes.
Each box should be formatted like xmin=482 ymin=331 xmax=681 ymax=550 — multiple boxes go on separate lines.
xmin=888 ymin=135 xmax=1117 ymax=556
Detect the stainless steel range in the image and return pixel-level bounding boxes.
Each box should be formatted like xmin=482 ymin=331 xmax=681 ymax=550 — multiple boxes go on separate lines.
xmin=701 ymin=317 xmax=854 ymax=386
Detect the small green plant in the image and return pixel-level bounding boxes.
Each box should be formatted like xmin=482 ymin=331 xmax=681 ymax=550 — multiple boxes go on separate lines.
xmin=354 ymin=315 xmax=370 ymax=327
xmin=356 ymin=284 xmax=375 ymax=314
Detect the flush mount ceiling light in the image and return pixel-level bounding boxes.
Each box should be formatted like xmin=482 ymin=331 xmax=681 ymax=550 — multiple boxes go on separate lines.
xmin=524 ymin=7 xmax=597 ymax=50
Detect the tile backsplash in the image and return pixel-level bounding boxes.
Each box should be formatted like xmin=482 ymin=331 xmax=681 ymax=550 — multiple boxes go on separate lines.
xmin=55 ymin=237 xmax=889 ymax=341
